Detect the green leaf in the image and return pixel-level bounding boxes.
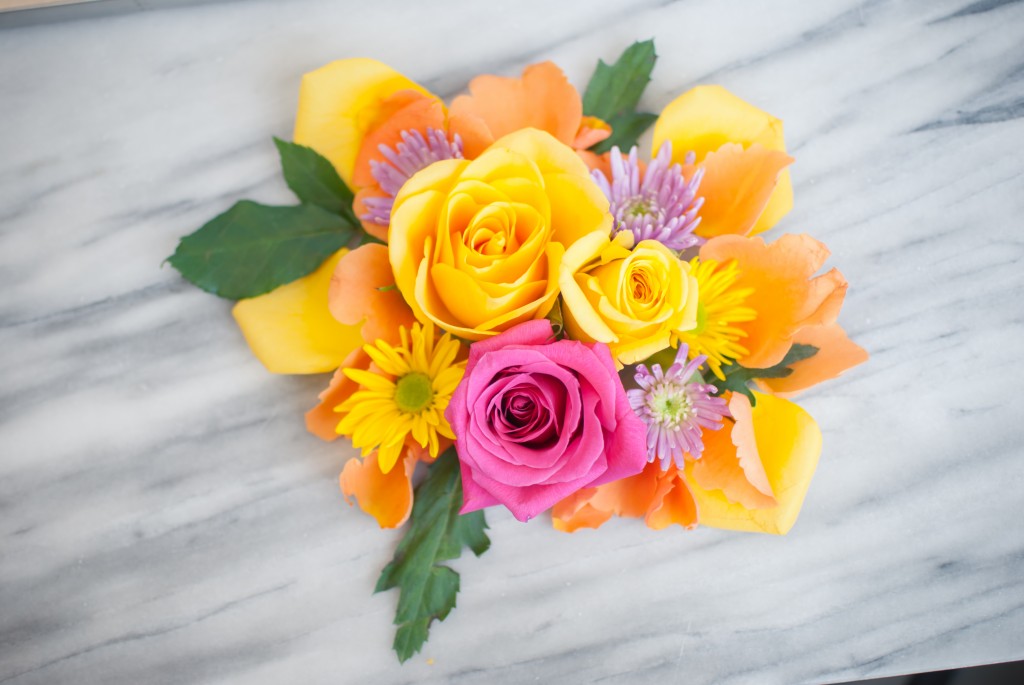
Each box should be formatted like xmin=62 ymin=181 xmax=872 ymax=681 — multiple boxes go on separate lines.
xmin=273 ymin=137 xmax=356 ymax=220
xmin=583 ymin=39 xmax=657 ymax=121
xmin=715 ymin=344 xmax=820 ymax=406
xmin=168 ymin=200 xmax=355 ymax=299
xmin=582 ymin=40 xmax=658 ymax=151
xmin=375 ymin=449 xmax=490 ymax=663
xmin=592 ymin=112 xmax=659 ymax=154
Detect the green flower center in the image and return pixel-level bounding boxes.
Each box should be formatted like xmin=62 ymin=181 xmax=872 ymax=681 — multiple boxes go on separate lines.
xmin=394 ymin=372 xmax=434 ymax=413
xmin=623 ymin=195 xmax=656 ymax=218
xmin=646 ymin=385 xmax=692 ymax=428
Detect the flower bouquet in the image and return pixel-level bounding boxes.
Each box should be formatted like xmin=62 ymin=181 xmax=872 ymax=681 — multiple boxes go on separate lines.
xmin=169 ymin=41 xmax=867 ymax=661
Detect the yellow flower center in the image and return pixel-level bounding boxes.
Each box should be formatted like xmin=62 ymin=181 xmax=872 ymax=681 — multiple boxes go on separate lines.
xmin=394 ymin=372 xmax=434 ymax=414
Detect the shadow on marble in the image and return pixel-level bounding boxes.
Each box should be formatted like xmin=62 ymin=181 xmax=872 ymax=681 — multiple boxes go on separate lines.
xmin=839 ymin=660 xmax=1024 ymax=685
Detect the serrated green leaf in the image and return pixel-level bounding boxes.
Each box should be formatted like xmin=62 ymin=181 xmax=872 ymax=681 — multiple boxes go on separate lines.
xmin=583 ymin=39 xmax=657 ymax=121
xmin=273 ymin=137 xmax=356 ymax=219
xmin=375 ymin=449 xmax=490 ymax=663
xmin=592 ymin=111 xmax=660 ymax=153
xmin=393 ymin=618 xmax=431 ymax=663
xmin=715 ymin=344 xmax=820 ymax=406
xmin=168 ymin=200 xmax=354 ymax=299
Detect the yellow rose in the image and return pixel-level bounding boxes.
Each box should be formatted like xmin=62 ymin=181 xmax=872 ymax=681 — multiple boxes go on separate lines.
xmin=389 ymin=128 xmax=611 ymax=340
xmin=559 ymin=230 xmax=699 ymax=366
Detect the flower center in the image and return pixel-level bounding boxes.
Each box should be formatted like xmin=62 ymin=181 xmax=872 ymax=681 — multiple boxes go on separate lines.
xmin=629 ymin=267 xmax=656 ymax=304
xmin=622 ymin=194 xmax=657 ymax=219
xmin=394 ymin=372 xmax=434 ymax=413
xmin=646 ymin=383 xmax=692 ymax=428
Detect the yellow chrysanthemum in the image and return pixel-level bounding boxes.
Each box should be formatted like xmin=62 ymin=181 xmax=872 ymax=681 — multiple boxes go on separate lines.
xmin=673 ymin=257 xmax=756 ymax=380
xmin=336 ymin=322 xmax=465 ymax=473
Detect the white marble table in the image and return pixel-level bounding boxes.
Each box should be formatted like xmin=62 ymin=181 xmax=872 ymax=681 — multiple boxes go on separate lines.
xmin=2 ymin=1 xmax=1023 ymax=683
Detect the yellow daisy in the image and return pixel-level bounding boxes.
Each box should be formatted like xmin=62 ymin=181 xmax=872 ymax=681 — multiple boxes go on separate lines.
xmin=673 ymin=257 xmax=756 ymax=381
xmin=335 ymin=322 xmax=466 ymax=473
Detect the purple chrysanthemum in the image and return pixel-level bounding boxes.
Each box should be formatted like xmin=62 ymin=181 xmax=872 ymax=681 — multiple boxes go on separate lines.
xmin=361 ymin=128 xmax=463 ymax=225
xmin=627 ymin=344 xmax=730 ymax=470
xmin=592 ymin=141 xmax=704 ymax=251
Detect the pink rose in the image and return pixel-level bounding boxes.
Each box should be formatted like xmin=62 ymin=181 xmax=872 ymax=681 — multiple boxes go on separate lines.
xmin=445 ymin=319 xmax=647 ymax=522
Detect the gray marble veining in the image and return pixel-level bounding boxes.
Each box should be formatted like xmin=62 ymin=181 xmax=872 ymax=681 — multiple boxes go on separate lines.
xmin=2 ymin=1 xmax=1023 ymax=683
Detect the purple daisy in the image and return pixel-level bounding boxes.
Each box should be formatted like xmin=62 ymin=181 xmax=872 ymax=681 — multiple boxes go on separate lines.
xmin=627 ymin=344 xmax=730 ymax=470
xmin=592 ymin=141 xmax=704 ymax=251
xmin=360 ymin=127 xmax=463 ymax=225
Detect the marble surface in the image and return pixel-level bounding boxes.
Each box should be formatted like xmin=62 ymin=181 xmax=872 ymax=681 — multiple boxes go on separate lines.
xmin=2 ymin=0 xmax=1023 ymax=683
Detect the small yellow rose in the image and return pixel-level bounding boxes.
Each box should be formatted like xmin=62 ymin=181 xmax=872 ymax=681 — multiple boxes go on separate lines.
xmin=559 ymin=230 xmax=699 ymax=366
xmin=389 ymin=128 xmax=611 ymax=340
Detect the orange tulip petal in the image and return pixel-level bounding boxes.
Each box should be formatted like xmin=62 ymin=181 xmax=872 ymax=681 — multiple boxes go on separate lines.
xmin=590 ymin=466 xmax=663 ymax=518
xmin=759 ymin=323 xmax=868 ymax=396
xmin=339 ymin=452 xmax=416 ymax=529
xmin=305 ymin=347 xmax=371 ymax=441
xmin=653 ymin=84 xmax=792 ymax=234
xmin=327 ymin=243 xmax=416 ymax=345
xmin=700 ymin=234 xmax=849 ymax=368
xmin=551 ymin=465 xmax=662 ymax=531
xmin=688 ymin=143 xmax=794 ymax=239
xmin=645 ymin=471 xmax=699 ymax=530
xmin=552 ymin=462 xmax=699 ymax=532
xmin=351 ymin=91 xmax=447 ymax=188
xmin=449 ymin=61 xmax=583 ymax=158
xmin=573 ymin=115 xmax=612 ymax=149
xmin=446 ymin=109 xmax=493 ymax=160
xmin=552 ymin=488 xmax=614 ymax=532
xmin=576 ymin=150 xmax=607 ymax=174
xmin=684 ymin=392 xmax=822 ymax=535
xmin=690 ymin=393 xmax=777 ymax=509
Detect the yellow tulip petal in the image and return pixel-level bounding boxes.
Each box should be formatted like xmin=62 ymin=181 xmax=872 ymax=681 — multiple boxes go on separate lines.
xmin=232 ymin=249 xmax=362 ymax=374
xmin=654 ymin=85 xmax=792 ymax=235
xmin=652 ymin=84 xmax=786 ymax=163
xmin=684 ymin=392 xmax=822 ymax=535
xmin=293 ymin=58 xmax=433 ymax=186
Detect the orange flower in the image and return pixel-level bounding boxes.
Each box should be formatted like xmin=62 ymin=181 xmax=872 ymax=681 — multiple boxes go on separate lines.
xmin=304 ymin=341 xmax=452 ymax=530
xmin=652 ymin=85 xmax=794 ymax=238
xmin=700 ymin=233 xmax=865 ymax=377
xmin=757 ymin=323 xmax=869 ymax=397
xmin=350 ymin=91 xmax=449 ymax=241
xmin=553 ymin=391 xmax=822 ymax=535
xmin=302 ymin=244 xmax=430 ymax=529
xmin=553 ymin=463 xmax=698 ymax=532
xmin=449 ymin=61 xmax=610 ymax=158
xmin=325 ymin=243 xmax=416 ymax=345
